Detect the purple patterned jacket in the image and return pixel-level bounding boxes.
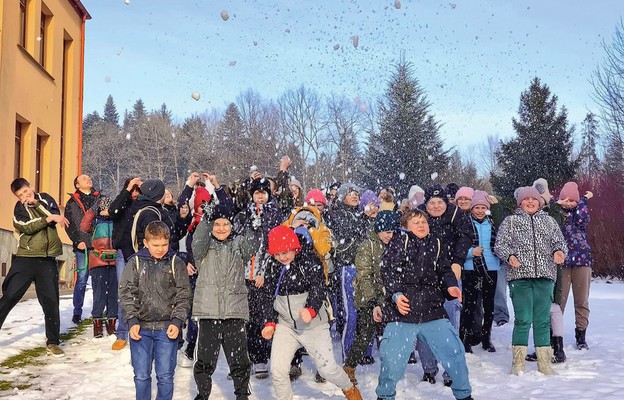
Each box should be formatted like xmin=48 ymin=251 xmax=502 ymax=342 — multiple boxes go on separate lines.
xmin=562 ymin=197 xmax=593 ymax=268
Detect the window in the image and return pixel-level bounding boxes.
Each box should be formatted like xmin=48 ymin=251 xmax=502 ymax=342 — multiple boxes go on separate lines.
xmin=15 ymin=121 xmax=23 ymax=179
xmin=39 ymin=12 xmax=46 ymax=66
xmin=19 ymin=0 xmax=27 ymax=47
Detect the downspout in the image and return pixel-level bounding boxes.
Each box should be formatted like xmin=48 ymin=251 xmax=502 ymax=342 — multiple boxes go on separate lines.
xmin=77 ymin=14 xmax=86 ymax=174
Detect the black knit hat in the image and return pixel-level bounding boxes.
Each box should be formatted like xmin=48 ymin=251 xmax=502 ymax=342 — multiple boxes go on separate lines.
xmin=374 ymin=210 xmax=399 ymax=233
xmin=424 ymin=184 xmax=448 ymax=204
xmin=209 ymin=203 xmax=234 ymax=222
xmin=248 ymin=178 xmax=272 ymax=200
xmin=140 ymin=179 xmax=166 ymax=202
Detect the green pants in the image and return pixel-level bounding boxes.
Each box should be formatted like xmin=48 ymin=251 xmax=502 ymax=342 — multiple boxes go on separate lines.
xmin=509 ymin=278 xmax=554 ymax=347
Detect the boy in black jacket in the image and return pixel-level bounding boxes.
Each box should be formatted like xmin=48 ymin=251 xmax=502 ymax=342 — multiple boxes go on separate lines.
xmin=119 ymin=221 xmax=191 ymax=400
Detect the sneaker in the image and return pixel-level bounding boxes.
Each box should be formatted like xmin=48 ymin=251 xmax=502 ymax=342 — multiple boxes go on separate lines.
xmin=407 ymin=352 xmax=418 ymax=364
xmin=226 ymin=373 xmax=233 ymax=381
xmin=463 ymin=341 xmax=473 ymax=354
xmin=177 ymin=350 xmax=194 ymax=368
xmin=71 ymin=315 xmax=82 ymax=324
xmin=112 ymin=339 xmax=127 ymax=351
xmin=254 ymin=363 xmax=269 ymax=379
xmin=482 ymin=342 xmax=496 ymax=353
xmin=525 ymin=352 xmax=537 ymax=362
xmin=496 ymin=320 xmax=508 ymax=327
xmin=359 ymin=355 xmax=375 ymax=365
xmin=422 ymin=372 xmax=436 ymax=384
xmin=315 ymin=371 xmax=326 ymax=383
xmin=46 ymin=344 xmax=65 ymax=357
xmin=443 ymin=373 xmax=452 ymax=387
xmin=289 ymin=365 xmax=302 ymax=381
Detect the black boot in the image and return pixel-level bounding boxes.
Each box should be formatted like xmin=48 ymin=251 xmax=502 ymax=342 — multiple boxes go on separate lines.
xmin=93 ymin=318 xmax=104 ymax=338
xmin=575 ymin=329 xmax=589 ymax=350
xmin=551 ymin=336 xmax=566 ymax=363
xmin=407 ymin=352 xmax=418 ymax=364
xmin=422 ymin=372 xmax=436 ymax=384
xmin=525 ymin=352 xmax=537 ymax=362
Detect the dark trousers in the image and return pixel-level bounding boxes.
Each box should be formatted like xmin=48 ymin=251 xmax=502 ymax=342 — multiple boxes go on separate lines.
xmin=0 ymin=256 xmax=60 ymax=345
xmin=460 ymin=270 xmax=497 ymax=345
xmin=245 ymin=280 xmax=271 ymax=364
xmin=344 ymin=305 xmax=376 ymax=368
xmin=90 ymin=266 xmax=118 ymax=319
xmin=194 ymin=319 xmax=251 ymax=400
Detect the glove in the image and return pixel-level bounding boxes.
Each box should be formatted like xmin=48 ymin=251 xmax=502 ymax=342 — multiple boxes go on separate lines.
xmin=294 ymin=226 xmax=312 ymax=244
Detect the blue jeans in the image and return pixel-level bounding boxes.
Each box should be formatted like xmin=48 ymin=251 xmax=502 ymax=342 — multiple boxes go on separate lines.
xmin=116 ymin=250 xmax=128 ymax=340
xmin=130 ymin=329 xmax=178 ymax=400
xmin=494 ymin=266 xmax=510 ymax=323
xmin=73 ymin=249 xmax=89 ymax=317
xmin=417 ymin=298 xmax=461 ymax=377
xmin=90 ymin=266 xmax=117 ymax=318
xmin=377 ymin=320 xmax=471 ymax=400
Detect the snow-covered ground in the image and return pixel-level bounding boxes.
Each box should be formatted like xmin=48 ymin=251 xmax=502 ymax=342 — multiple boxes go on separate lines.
xmin=1 ymin=279 xmax=623 ymax=399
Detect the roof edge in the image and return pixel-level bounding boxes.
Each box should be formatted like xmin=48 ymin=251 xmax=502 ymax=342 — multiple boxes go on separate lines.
xmin=68 ymin=0 xmax=92 ymax=20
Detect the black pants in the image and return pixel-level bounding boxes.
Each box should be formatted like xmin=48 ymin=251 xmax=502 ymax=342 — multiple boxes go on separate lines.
xmin=245 ymin=280 xmax=271 ymax=364
xmin=90 ymin=266 xmax=117 ymax=318
xmin=344 ymin=305 xmax=376 ymax=368
xmin=460 ymin=270 xmax=497 ymax=345
xmin=194 ymin=319 xmax=251 ymax=400
xmin=0 ymin=256 xmax=60 ymax=345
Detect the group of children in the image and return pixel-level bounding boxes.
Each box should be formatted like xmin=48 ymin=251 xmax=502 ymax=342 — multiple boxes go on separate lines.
xmin=0 ymin=167 xmax=594 ymax=400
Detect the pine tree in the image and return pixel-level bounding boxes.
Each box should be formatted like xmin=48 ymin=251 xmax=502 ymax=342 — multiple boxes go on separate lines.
xmin=103 ymin=95 xmax=119 ymax=126
xmin=362 ymin=59 xmax=448 ymax=197
xmin=217 ymin=103 xmax=246 ymax=182
xmin=82 ymin=111 xmax=101 ymax=136
xmin=491 ymin=77 xmax=579 ymax=198
xmin=131 ymin=99 xmax=147 ymax=122
xmin=579 ymin=112 xmax=601 ymax=179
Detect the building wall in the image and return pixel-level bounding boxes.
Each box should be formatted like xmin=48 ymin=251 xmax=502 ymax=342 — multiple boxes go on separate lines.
xmin=0 ymin=0 xmax=89 ymax=283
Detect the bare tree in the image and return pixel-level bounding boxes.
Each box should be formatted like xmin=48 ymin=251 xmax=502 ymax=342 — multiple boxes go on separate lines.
xmin=325 ymin=95 xmax=364 ymax=185
xmin=477 ymin=134 xmax=502 ymax=177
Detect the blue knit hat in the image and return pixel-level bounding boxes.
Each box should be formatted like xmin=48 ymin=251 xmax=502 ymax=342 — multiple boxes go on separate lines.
xmin=374 ymin=210 xmax=399 ymax=233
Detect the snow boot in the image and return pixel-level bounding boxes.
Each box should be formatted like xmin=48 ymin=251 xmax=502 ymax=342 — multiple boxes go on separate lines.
xmin=343 ymin=385 xmax=363 ymax=400
xmin=289 ymin=365 xmax=302 ymax=381
xmin=93 ymin=318 xmax=104 ymax=338
xmin=422 ymin=372 xmax=436 ymax=384
xmin=105 ymin=318 xmax=117 ymax=336
xmin=315 ymin=370 xmax=326 ymax=383
xmin=407 ymin=351 xmax=418 ymax=364
xmin=343 ymin=365 xmax=358 ymax=385
xmin=511 ymin=345 xmax=527 ymax=375
xmin=575 ymin=329 xmax=589 ymax=350
xmin=536 ymin=346 xmax=557 ymax=375
xmin=551 ymin=336 xmax=566 ymax=363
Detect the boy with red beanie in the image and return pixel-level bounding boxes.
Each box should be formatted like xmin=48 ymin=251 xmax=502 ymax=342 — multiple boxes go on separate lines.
xmin=261 ymin=225 xmax=362 ymax=400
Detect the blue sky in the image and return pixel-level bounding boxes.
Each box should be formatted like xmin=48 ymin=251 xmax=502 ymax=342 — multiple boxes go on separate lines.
xmin=81 ymin=0 xmax=623 ymax=150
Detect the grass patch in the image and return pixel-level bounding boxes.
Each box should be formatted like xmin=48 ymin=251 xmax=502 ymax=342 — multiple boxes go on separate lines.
xmin=0 ymin=348 xmax=47 ymax=369
xmin=60 ymin=318 xmax=92 ymax=342
xmin=0 ymin=381 xmax=33 ymax=391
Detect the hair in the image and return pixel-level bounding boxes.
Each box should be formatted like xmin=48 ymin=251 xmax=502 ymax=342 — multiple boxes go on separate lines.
xmin=378 ymin=191 xmax=394 ymax=204
xmin=123 ymin=177 xmax=140 ymax=193
xmin=400 ymin=209 xmax=428 ymax=228
xmin=73 ymin=176 xmax=80 ymax=189
xmin=10 ymin=178 xmax=30 ymax=194
xmin=144 ymin=221 xmax=170 ymax=241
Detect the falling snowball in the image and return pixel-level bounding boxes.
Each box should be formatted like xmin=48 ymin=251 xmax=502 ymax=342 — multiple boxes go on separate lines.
xmin=399 ymin=172 xmax=405 ymax=180
xmin=285 ymin=27 xmax=291 ymax=33
xmin=427 ymin=155 xmax=434 ymax=161
xmin=333 ymin=44 xmax=340 ymax=50
xmin=124 ymin=0 xmax=130 ymax=4
xmin=351 ymin=35 xmax=359 ymax=48
xmin=359 ymin=103 xmax=368 ymax=111
xmin=220 ymin=10 xmax=229 ymax=21
xmin=449 ymin=2 xmax=457 ymax=9
xmin=394 ymin=0 xmax=401 ymax=9
xmin=116 ymin=50 xmax=122 ymax=56
xmin=125 ymin=133 xmax=131 ymax=140
xmin=191 ymin=92 xmax=201 ymax=101
xmin=431 ymin=172 xmax=439 ymax=180
xmin=253 ymin=41 xmax=258 ymax=46
xmin=229 ymin=60 xmax=237 ymax=66
xmin=104 ymin=76 xmax=111 ymax=83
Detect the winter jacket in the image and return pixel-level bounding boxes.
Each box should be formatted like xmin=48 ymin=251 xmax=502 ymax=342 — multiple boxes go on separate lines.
xmin=494 ymin=209 xmax=568 ymax=282
xmin=64 ymin=189 xmax=99 ymax=250
xmin=561 ymin=197 xmax=593 ymax=268
xmin=353 ymin=229 xmax=386 ymax=308
xmin=234 ymin=200 xmax=284 ymax=280
xmin=381 ymin=230 xmax=458 ymax=324
xmin=119 ymin=248 xmax=191 ymax=331
xmin=464 ymin=217 xmax=500 ymax=272
xmin=274 ymin=170 xmax=301 ymax=215
xmin=262 ymin=239 xmax=328 ymax=331
xmin=418 ymin=202 xmax=473 ymax=266
xmin=325 ymin=202 xmax=368 ymax=267
xmin=191 ymin=219 xmax=259 ymax=321
xmin=282 ymin=205 xmax=332 ymax=282
xmin=109 ymin=188 xmax=135 ymax=249
xmin=13 ymin=193 xmax=63 ymax=258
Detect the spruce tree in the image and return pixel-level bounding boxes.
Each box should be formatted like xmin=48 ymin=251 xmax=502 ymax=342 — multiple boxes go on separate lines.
xmin=491 ymin=77 xmax=579 ymax=198
xmin=363 ymin=60 xmax=448 ymax=197
xmin=579 ymin=112 xmax=602 ymax=179
xmin=103 ymin=95 xmax=119 ymax=126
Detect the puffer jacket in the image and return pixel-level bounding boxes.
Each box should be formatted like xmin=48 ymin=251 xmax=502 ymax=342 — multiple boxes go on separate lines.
xmin=561 ymin=197 xmax=593 ymax=268
xmin=381 ymin=230 xmax=458 ymax=324
xmin=353 ymin=229 xmax=386 ymax=308
xmin=325 ymin=201 xmax=368 ymax=267
xmin=418 ymin=202 xmax=473 ymax=266
xmin=119 ymin=248 xmax=191 ymax=331
xmin=13 ymin=193 xmax=63 ymax=258
xmin=464 ymin=216 xmax=500 ymax=272
xmin=494 ymin=208 xmax=567 ymax=282
xmin=191 ymin=219 xmax=259 ymax=321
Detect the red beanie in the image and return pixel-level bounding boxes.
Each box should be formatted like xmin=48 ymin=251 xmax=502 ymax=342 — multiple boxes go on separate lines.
xmin=268 ymin=225 xmax=301 ymax=256
xmin=305 ymin=189 xmax=327 ymax=206
xmin=193 ymin=187 xmax=212 ymax=214
xmin=559 ymin=181 xmax=580 ymax=202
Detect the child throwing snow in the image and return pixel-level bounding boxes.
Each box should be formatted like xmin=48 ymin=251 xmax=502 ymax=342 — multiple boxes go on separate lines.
xmin=261 ymin=225 xmax=362 ymax=400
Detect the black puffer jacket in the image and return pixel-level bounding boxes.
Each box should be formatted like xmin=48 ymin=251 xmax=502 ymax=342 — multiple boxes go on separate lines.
xmin=109 ymin=188 xmax=134 ymax=249
xmin=419 ymin=202 xmax=473 ymax=266
xmin=381 ymin=230 xmax=458 ymax=324
xmin=325 ymin=202 xmax=368 ymax=267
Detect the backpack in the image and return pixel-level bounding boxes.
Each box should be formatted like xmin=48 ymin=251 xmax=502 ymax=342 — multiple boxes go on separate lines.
xmin=89 ymin=220 xmax=116 ymax=269
xmin=131 ymin=206 xmax=162 ymax=253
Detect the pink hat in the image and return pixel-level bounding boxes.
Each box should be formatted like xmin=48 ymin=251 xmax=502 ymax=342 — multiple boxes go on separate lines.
xmin=305 ymin=189 xmax=327 ymax=206
xmin=455 ymin=186 xmax=475 ymax=201
xmin=470 ymin=190 xmax=490 ymax=210
xmin=559 ymin=181 xmax=580 ymax=202
xmin=516 ymin=186 xmax=544 ymax=207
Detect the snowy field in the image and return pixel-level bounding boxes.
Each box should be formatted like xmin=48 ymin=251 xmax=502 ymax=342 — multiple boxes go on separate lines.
xmin=1 ymin=279 xmax=623 ymax=399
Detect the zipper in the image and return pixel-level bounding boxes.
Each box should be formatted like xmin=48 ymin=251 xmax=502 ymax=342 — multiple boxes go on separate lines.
xmin=530 ymin=215 xmax=538 ymax=277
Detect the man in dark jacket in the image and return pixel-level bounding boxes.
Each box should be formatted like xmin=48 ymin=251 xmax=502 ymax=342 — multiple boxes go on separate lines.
xmin=376 ymin=209 xmax=472 ymax=400
xmin=64 ymin=174 xmax=99 ymax=324
xmin=1 ymin=178 xmax=70 ymax=357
